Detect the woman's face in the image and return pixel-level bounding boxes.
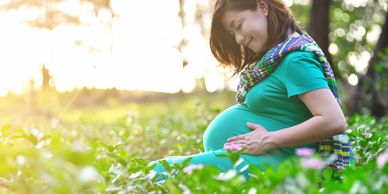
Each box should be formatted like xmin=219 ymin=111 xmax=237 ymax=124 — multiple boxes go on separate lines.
xmin=222 ymin=3 xmax=268 ymax=54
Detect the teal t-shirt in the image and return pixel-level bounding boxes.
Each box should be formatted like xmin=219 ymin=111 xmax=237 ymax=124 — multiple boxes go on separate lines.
xmin=244 ymin=50 xmax=329 ymax=127
xmin=203 ymin=51 xmax=329 ymax=166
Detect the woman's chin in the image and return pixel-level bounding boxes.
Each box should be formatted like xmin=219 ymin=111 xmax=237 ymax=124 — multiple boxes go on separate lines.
xmin=247 ymin=45 xmax=263 ymax=54
xmin=247 ymin=47 xmax=259 ymax=54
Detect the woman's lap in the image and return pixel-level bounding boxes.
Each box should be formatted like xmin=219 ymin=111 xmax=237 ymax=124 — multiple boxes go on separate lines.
xmin=153 ymin=150 xmax=235 ymax=173
xmin=152 ymin=148 xmax=290 ymax=180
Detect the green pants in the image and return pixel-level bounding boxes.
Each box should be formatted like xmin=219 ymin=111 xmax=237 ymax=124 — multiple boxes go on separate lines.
xmin=152 ymin=148 xmax=289 ymax=181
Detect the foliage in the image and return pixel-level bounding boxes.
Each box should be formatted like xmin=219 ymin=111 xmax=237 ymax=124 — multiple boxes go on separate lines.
xmin=329 ymin=0 xmax=387 ymax=78
xmin=0 ymin=92 xmax=387 ymax=193
xmin=0 ymin=0 xmax=113 ymax=29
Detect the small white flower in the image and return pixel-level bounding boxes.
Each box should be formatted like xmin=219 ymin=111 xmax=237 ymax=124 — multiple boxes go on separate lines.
xmin=248 ymin=188 xmax=257 ymax=194
xmin=16 ymin=155 xmax=26 ymax=165
xmin=78 ymin=166 xmax=100 ymax=183
xmin=216 ymin=169 xmax=237 ymax=181
xmin=31 ymin=128 xmax=44 ymax=141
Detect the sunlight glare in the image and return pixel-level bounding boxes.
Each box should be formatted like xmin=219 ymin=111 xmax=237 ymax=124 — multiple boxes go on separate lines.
xmin=0 ymin=0 xmax=231 ymax=96
xmin=348 ymin=73 xmax=358 ymax=86
xmin=283 ymin=0 xmax=293 ymax=7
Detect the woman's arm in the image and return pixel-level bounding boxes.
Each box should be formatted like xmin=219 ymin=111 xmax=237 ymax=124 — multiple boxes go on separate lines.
xmin=268 ymin=88 xmax=346 ymax=147
xmin=225 ymin=88 xmax=346 ymax=154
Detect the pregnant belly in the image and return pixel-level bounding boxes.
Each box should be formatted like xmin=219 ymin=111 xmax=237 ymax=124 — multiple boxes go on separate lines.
xmin=203 ymin=104 xmax=292 ymax=151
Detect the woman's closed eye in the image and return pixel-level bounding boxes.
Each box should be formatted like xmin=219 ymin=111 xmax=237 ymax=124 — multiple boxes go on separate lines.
xmin=236 ymin=23 xmax=242 ymax=31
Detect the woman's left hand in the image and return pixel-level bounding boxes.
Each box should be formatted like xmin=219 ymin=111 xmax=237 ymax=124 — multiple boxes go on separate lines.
xmin=224 ymin=122 xmax=277 ymax=155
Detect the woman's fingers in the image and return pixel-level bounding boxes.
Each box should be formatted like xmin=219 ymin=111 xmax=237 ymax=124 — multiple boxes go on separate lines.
xmin=247 ymin=122 xmax=265 ymax=131
xmin=227 ymin=134 xmax=246 ymax=142
xmin=225 ymin=140 xmax=248 ymax=147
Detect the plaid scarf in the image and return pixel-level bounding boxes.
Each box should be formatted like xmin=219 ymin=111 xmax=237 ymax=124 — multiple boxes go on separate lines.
xmin=236 ymin=33 xmax=354 ymax=170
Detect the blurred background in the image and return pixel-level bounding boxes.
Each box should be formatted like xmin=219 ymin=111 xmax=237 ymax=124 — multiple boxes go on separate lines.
xmin=0 ymin=1 xmax=387 ymax=193
xmin=0 ymin=0 xmax=387 ymax=119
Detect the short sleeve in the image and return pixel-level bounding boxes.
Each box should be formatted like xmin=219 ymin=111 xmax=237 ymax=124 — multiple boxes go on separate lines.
xmin=282 ymin=52 xmax=329 ymax=97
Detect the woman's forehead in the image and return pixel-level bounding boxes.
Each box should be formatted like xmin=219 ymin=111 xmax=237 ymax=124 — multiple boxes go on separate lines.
xmin=222 ymin=9 xmax=256 ymax=28
xmin=222 ymin=10 xmax=245 ymax=27
xmin=222 ymin=10 xmax=237 ymax=28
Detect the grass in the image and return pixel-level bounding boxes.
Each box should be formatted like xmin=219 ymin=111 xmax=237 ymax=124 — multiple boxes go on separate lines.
xmin=0 ymin=89 xmax=387 ymax=193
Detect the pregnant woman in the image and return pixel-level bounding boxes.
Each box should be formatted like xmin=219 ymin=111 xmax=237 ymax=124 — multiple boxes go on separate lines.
xmin=152 ymin=0 xmax=353 ymax=179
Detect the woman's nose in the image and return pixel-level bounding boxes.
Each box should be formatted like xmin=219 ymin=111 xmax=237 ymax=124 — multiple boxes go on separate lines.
xmin=235 ymin=32 xmax=244 ymax=45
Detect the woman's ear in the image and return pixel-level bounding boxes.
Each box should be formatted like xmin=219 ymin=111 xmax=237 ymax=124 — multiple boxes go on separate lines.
xmin=256 ymin=0 xmax=268 ymax=16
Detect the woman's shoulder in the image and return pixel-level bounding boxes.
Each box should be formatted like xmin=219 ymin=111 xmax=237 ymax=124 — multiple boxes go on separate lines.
xmin=282 ymin=50 xmax=317 ymax=63
xmin=275 ymin=51 xmax=329 ymax=97
xmin=279 ymin=50 xmax=321 ymax=69
xmin=275 ymin=50 xmax=323 ymax=76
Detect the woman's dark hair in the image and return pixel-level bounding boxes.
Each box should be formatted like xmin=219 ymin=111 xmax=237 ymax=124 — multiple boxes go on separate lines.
xmin=210 ymin=0 xmax=302 ymax=74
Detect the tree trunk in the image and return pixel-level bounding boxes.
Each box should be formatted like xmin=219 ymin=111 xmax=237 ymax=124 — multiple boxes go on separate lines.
xmin=349 ymin=11 xmax=388 ymax=117
xmin=41 ymin=65 xmax=51 ymax=90
xmin=178 ymin=0 xmax=187 ymax=69
xmin=307 ymin=0 xmax=341 ymax=79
